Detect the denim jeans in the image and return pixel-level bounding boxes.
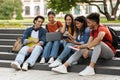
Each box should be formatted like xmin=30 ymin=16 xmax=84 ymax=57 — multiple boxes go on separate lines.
xmin=60 ymin=40 xmax=67 ymax=48
xmin=15 ymin=45 xmax=43 ymax=67
xmin=42 ymin=41 xmax=60 ymax=60
xmin=57 ymin=43 xmax=75 ymax=62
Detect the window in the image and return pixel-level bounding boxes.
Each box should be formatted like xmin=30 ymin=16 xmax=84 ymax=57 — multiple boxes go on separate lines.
xmin=34 ymin=6 xmax=40 ymax=15
xmin=24 ymin=0 xmax=30 ymax=2
xmin=25 ymin=6 xmax=30 ymax=15
xmin=33 ymin=0 xmax=40 ymax=2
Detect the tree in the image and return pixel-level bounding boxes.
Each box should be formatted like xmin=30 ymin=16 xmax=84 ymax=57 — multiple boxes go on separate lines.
xmin=14 ymin=0 xmax=23 ymax=20
xmin=0 ymin=0 xmax=23 ymax=20
xmin=47 ymin=0 xmax=120 ymax=21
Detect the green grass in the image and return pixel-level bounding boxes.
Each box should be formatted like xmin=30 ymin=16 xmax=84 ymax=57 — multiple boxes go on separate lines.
xmin=0 ymin=18 xmax=65 ymax=23
xmin=100 ymin=17 xmax=120 ymax=23
xmin=0 ymin=17 xmax=119 ymax=29
xmin=0 ymin=17 xmax=119 ymax=23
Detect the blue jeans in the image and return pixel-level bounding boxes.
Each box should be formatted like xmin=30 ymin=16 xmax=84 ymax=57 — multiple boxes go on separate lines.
xmin=60 ymin=40 xmax=67 ymax=48
xmin=57 ymin=43 xmax=75 ymax=62
xmin=42 ymin=41 xmax=60 ymax=60
xmin=15 ymin=45 xmax=43 ymax=67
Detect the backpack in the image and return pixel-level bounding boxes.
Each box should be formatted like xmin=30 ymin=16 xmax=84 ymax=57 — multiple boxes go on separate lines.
xmin=107 ymin=27 xmax=120 ymax=49
xmin=12 ymin=37 xmax=23 ymax=53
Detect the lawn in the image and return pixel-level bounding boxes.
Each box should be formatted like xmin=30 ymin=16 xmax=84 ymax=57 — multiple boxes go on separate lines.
xmin=0 ymin=17 xmax=119 ymax=28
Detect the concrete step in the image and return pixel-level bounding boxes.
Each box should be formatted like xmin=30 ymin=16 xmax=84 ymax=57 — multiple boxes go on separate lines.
xmin=0 ymin=52 xmax=16 ymax=60
xmin=0 ymin=39 xmax=15 ymax=45
xmin=78 ymin=57 xmax=120 ymax=67
xmin=0 ymin=45 xmax=12 ymax=52
xmin=0 ymin=29 xmax=24 ymax=34
xmin=0 ymin=60 xmax=119 ymax=75
xmin=0 ymin=34 xmax=23 ymax=39
xmin=0 ymin=52 xmax=120 ymax=67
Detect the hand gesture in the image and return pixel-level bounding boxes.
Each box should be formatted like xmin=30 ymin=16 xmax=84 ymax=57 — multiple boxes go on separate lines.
xmin=32 ymin=38 xmax=39 ymax=43
xmin=83 ymin=49 xmax=89 ymax=59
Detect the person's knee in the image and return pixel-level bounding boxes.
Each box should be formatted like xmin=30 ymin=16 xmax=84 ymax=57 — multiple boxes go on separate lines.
xmin=19 ymin=46 xmax=28 ymax=54
xmin=35 ymin=45 xmax=43 ymax=51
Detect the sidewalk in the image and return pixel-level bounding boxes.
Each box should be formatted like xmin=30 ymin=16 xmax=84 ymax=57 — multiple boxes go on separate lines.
xmin=0 ymin=67 xmax=120 ymax=80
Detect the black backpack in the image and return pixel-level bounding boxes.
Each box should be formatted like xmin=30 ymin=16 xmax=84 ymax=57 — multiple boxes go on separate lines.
xmin=107 ymin=27 xmax=120 ymax=49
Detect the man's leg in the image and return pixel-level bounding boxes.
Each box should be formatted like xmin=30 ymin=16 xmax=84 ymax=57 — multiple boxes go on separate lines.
xmin=79 ymin=42 xmax=114 ymax=76
xmin=11 ymin=46 xmax=29 ymax=70
xmin=15 ymin=46 xmax=29 ymax=65
xmin=26 ymin=45 xmax=43 ymax=66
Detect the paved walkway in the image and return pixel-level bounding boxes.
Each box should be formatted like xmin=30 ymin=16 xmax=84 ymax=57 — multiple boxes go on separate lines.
xmin=0 ymin=68 xmax=120 ymax=80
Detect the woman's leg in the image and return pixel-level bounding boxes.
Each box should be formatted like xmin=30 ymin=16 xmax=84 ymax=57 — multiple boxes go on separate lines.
xmin=65 ymin=49 xmax=84 ymax=67
xmin=49 ymin=43 xmax=74 ymax=67
xmin=50 ymin=41 xmax=60 ymax=58
xmin=57 ymin=43 xmax=74 ymax=61
xmin=51 ymin=49 xmax=87 ymax=73
xmin=41 ymin=42 xmax=53 ymax=60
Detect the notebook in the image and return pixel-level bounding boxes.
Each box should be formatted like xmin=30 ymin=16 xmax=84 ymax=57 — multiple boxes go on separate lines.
xmin=46 ymin=32 xmax=62 ymax=42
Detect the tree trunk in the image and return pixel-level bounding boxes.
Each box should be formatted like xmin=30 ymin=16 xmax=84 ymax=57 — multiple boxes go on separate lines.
xmin=103 ymin=0 xmax=116 ymax=21
xmin=87 ymin=0 xmax=119 ymax=21
xmin=105 ymin=13 xmax=116 ymax=21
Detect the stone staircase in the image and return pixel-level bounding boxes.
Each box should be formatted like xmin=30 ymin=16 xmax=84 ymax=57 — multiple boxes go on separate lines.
xmin=0 ymin=28 xmax=120 ymax=75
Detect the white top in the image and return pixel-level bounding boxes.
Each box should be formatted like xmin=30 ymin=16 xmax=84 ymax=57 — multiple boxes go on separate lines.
xmin=31 ymin=30 xmax=39 ymax=38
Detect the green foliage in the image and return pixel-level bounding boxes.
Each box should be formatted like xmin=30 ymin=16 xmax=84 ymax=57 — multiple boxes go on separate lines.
xmin=47 ymin=0 xmax=89 ymax=13
xmin=0 ymin=0 xmax=14 ymax=19
xmin=47 ymin=0 xmax=77 ymax=13
xmin=16 ymin=11 xmax=23 ymax=20
xmin=0 ymin=23 xmax=26 ymax=28
xmin=118 ymin=14 xmax=120 ymax=20
xmin=0 ymin=0 xmax=23 ymax=20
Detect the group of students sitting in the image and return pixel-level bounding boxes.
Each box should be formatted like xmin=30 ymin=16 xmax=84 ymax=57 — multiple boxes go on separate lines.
xmin=11 ymin=11 xmax=116 ymax=76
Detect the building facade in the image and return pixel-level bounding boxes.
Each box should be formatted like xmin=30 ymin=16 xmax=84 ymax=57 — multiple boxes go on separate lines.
xmin=21 ymin=0 xmax=47 ymax=18
xmin=21 ymin=0 xmax=120 ymax=18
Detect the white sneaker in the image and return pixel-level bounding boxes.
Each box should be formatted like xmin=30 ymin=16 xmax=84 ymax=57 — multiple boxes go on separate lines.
xmin=79 ymin=66 xmax=95 ymax=76
xmin=52 ymin=65 xmax=68 ymax=74
xmin=11 ymin=61 xmax=21 ymax=70
xmin=49 ymin=60 xmax=62 ymax=67
xmin=48 ymin=57 xmax=54 ymax=64
xmin=72 ymin=61 xmax=78 ymax=65
xmin=22 ymin=62 xmax=29 ymax=71
xmin=40 ymin=57 xmax=45 ymax=64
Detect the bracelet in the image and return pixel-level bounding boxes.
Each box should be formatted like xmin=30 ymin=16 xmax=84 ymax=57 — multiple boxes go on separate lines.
xmin=85 ymin=46 xmax=90 ymax=50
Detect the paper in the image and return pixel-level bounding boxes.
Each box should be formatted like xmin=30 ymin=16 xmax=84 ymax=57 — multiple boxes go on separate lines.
xmin=68 ymin=46 xmax=80 ymax=51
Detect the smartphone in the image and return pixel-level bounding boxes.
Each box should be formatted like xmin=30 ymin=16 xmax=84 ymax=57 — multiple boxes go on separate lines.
xmin=63 ymin=36 xmax=71 ymax=39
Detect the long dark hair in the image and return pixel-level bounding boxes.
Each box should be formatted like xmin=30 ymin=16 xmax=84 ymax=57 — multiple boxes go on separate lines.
xmin=64 ymin=14 xmax=75 ymax=35
xmin=75 ymin=16 xmax=87 ymax=35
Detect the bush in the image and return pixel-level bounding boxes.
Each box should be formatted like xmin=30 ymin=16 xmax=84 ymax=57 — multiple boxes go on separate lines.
xmin=118 ymin=14 xmax=120 ymax=20
xmin=0 ymin=23 xmax=26 ymax=28
xmin=16 ymin=12 xmax=23 ymax=20
xmin=0 ymin=15 xmax=11 ymax=20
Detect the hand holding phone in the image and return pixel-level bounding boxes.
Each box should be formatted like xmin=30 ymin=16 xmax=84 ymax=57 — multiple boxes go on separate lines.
xmin=63 ymin=36 xmax=71 ymax=40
